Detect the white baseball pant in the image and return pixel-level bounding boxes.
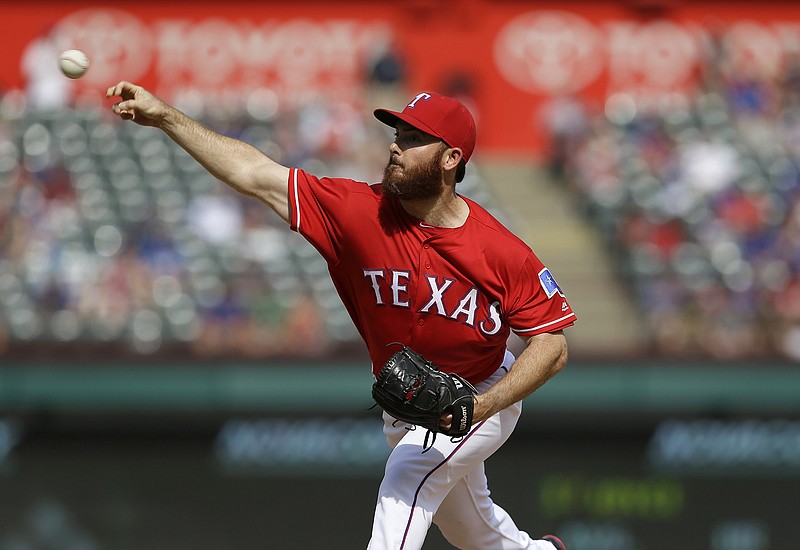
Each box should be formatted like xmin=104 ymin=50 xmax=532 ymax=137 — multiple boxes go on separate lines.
xmin=367 ymin=350 xmax=558 ymax=550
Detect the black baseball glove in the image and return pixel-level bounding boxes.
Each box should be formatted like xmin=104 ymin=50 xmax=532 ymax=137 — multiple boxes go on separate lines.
xmin=372 ymin=345 xmax=477 ymax=438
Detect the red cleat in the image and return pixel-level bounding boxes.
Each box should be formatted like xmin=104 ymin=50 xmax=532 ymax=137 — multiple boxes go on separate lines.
xmin=542 ymin=534 xmax=566 ymax=550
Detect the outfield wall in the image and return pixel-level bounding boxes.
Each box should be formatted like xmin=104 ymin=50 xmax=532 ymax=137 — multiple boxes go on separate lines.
xmin=1 ymin=362 xmax=798 ymax=549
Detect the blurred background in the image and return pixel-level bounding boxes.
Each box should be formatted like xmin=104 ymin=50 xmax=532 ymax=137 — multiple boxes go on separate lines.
xmin=1 ymin=1 xmax=799 ymax=549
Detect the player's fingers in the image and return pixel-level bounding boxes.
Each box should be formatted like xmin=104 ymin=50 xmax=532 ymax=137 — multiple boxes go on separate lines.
xmin=110 ymin=100 xmax=136 ymax=121
xmin=115 ymin=99 xmax=137 ymax=112
xmin=106 ymin=81 xmax=125 ymax=98
xmin=106 ymin=81 xmax=137 ymax=99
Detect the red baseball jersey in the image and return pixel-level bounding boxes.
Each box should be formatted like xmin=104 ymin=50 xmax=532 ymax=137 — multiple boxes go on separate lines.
xmin=288 ymin=168 xmax=576 ymax=383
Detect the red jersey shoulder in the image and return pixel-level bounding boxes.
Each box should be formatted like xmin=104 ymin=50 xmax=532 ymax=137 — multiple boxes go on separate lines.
xmin=295 ymin=170 xmax=375 ymax=196
xmin=290 ymin=169 xmax=377 ymax=229
xmin=461 ymin=197 xmax=533 ymax=262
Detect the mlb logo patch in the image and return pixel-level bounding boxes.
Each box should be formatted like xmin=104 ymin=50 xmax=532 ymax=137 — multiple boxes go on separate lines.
xmin=538 ymin=268 xmax=562 ymax=299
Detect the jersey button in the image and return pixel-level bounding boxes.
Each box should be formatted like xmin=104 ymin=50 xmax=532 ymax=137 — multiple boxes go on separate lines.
xmin=418 ymin=319 xmax=425 ymax=326
xmin=423 ymin=243 xmax=430 ymax=249
xmin=425 ymin=262 xmax=431 ymax=269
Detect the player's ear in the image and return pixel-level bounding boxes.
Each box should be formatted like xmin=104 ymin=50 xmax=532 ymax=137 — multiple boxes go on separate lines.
xmin=442 ymin=146 xmax=463 ymax=172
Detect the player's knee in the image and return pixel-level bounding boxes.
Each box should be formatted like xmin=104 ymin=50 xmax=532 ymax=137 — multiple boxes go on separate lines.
xmin=380 ymin=443 xmax=447 ymax=500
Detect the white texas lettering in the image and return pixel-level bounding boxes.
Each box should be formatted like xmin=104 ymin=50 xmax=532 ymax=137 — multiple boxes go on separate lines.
xmin=450 ymin=288 xmax=479 ymax=326
xmin=362 ymin=270 xmax=505 ymax=334
xmin=418 ymin=276 xmax=455 ymax=316
xmin=391 ymin=270 xmax=410 ymax=307
xmin=479 ymin=301 xmax=503 ymax=336
xmin=363 ymin=269 xmax=386 ymax=305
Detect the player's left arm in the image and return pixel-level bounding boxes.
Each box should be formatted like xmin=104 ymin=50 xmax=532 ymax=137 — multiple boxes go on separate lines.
xmin=471 ymin=331 xmax=568 ymax=423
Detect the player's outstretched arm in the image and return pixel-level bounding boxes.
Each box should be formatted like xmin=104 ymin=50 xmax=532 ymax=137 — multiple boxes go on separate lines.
xmin=106 ymin=81 xmax=291 ymax=223
xmin=472 ymin=331 xmax=568 ymax=423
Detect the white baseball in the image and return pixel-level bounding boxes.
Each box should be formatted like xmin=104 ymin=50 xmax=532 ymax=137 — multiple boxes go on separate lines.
xmin=59 ymin=49 xmax=90 ymax=79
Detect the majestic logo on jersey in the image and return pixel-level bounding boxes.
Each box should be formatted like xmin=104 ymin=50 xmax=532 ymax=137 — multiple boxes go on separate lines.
xmin=538 ymin=267 xmax=563 ymax=299
xmin=362 ymin=269 xmax=504 ymax=336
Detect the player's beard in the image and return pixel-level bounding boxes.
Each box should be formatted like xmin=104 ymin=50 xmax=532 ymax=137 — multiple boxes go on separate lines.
xmin=381 ymin=145 xmax=446 ymax=200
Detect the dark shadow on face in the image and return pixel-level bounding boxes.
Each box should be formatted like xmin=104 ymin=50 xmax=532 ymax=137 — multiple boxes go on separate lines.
xmin=381 ymin=142 xmax=446 ymax=201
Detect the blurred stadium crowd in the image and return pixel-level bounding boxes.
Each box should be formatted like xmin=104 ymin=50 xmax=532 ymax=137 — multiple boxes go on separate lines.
xmin=548 ymin=36 xmax=800 ymax=361
xmin=0 ymin=82 xmax=502 ymax=361
xmin=1 ymin=34 xmax=800 ymax=363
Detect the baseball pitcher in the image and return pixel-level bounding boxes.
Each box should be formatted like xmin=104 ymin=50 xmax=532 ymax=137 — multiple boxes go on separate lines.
xmin=107 ymin=81 xmax=574 ymax=550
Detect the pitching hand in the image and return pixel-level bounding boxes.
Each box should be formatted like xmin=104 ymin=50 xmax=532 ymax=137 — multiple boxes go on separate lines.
xmin=106 ymin=81 xmax=168 ymax=127
xmin=439 ymin=412 xmax=453 ymax=432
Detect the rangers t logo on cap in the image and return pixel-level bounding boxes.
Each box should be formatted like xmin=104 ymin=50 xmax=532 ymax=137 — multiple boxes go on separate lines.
xmin=374 ymin=92 xmax=477 ymax=163
xmin=407 ymin=93 xmax=432 ymax=108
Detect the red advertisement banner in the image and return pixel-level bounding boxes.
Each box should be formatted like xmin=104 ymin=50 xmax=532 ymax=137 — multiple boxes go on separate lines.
xmin=3 ymin=1 xmax=800 ymax=156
